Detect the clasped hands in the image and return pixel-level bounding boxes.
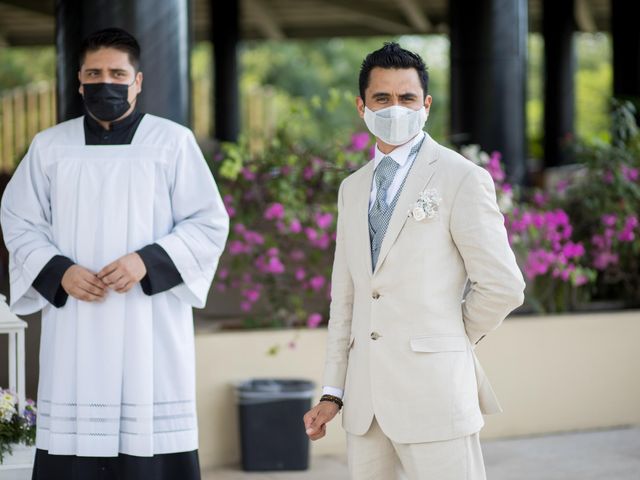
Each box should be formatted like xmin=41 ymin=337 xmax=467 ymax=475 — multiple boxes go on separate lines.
xmin=61 ymin=253 xmax=147 ymax=302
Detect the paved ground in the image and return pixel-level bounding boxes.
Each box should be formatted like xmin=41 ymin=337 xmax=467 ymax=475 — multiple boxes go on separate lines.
xmin=204 ymin=427 xmax=640 ymax=479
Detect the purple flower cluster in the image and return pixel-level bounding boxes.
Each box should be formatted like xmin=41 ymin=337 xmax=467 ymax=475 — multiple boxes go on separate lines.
xmin=591 ymin=214 xmax=638 ymax=270
xmin=507 ymin=208 xmax=589 ymax=286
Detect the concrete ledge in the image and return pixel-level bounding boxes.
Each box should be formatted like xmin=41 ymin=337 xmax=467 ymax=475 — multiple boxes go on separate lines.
xmin=195 ymin=310 xmax=640 ymax=470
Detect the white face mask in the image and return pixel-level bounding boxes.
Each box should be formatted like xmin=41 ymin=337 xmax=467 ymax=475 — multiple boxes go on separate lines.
xmin=363 ymin=105 xmax=428 ymax=146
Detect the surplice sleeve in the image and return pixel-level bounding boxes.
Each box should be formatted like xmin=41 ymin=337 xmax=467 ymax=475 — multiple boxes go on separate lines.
xmin=154 ymin=130 xmax=229 ymax=308
xmin=1 ymin=134 xmax=67 ymax=315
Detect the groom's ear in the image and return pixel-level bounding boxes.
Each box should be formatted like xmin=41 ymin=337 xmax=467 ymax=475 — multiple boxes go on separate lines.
xmin=356 ymin=97 xmax=365 ymax=119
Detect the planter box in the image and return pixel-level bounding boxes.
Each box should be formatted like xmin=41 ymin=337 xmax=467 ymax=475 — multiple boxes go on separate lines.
xmin=195 ymin=310 xmax=640 ymax=470
xmin=0 ymin=443 xmax=35 ymax=480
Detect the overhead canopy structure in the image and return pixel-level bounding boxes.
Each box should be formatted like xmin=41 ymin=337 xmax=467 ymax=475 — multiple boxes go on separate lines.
xmin=0 ymin=0 xmax=637 ymax=185
xmin=0 ymin=0 xmax=612 ymax=45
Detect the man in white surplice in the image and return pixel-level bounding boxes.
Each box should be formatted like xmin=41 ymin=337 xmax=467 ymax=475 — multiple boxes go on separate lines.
xmin=0 ymin=28 xmax=229 ymax=478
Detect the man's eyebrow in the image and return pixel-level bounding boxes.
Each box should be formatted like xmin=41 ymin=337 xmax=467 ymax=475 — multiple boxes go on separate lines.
xmin=371 ymin=92 xmax=391 ymax=98
xmin=399 ymin=93 xmax=418 ymax=98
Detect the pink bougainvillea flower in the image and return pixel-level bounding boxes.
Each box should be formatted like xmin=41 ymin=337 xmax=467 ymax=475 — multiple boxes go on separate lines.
xmin=289 ymin=218 xmax=302 ymax=233
xmin=601 ymin=214 xmax=617 ymax=227
xmin=241 ymin=167 xmax=257 ymax=181
xmin=315 ymin=212 xmax=334 ymax=230
xmin=295 ymin=268 xmax=306 ymax=281
xmin=264 ymin=203 xmax=285 ymax=220
xmin=622 ymin=165 xmax=639 ymax=182
xmin=307 ymin=313 xmax=322 ymax=328
xmin=349 ymin=132 xmax=370 ymax=152
xmin=309 ymin=275 xmax=326 ymax=291
xmin=229 ymin=240 xmax=248 ymax=255
xmin=244 ymin=289 xmax=261 ymax=303
xmin=290 ymin=249 xmax=305 ymax=261
xmin=266 ymin=256 xmax=285 ymax=274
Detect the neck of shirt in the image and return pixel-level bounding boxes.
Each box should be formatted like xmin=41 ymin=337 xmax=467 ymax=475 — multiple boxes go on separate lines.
xmin=83 ymin=109 xmax=145 ymax=146
xmin=373 ymin=131 xmax=425 ymax=168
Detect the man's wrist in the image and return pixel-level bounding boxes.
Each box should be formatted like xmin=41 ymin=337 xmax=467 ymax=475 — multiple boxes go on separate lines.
xmin=320 ymin=394 xmax=343 ymax=410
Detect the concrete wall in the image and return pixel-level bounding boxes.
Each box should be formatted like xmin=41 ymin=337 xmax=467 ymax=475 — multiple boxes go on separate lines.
xmin=195 ymin=310 xmax=640 ymax=470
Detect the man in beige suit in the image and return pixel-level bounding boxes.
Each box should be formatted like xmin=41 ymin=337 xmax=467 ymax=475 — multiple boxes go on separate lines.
xmin=303 ymin=43 xmax=525 ymax=479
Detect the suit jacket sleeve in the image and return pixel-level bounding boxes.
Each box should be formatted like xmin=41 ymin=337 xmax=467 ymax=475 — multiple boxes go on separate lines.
xmin=322 ymin=181 xmax=355 ymax=389
xmin=450 ymin=166 xmax=525 ymax=345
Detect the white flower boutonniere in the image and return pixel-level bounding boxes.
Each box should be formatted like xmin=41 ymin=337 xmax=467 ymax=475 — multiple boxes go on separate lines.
xmin=408 ymin=188 xmax=442 ymax=221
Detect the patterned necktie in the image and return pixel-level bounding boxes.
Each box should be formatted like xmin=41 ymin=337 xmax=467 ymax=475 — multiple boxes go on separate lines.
xmin=369 ymin=156 xmax=399 ymax=268
xmin=368 ymin=138 xmax=425 ymax=270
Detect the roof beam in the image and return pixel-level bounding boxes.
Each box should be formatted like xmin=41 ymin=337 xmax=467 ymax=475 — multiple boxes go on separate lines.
xmin=395 ymin=0 xmax=431 ymax=32
xmin=244 ymin=0 xmax=285 ymax=40
xmin=0 ymin=0 xmax=53 ymax=16
xmin=575 ymin=0 xmax=597 ymax=33
xmin=324 ymin=2 xmax=412 ymax=34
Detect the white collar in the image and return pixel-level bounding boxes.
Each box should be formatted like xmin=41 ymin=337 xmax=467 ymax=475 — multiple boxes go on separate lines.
xmin=373 ymin=131 xmax=425 ymax=169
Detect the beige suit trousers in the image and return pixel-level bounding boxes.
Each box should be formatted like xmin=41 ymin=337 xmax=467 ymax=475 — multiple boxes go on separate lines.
xmin=347 ymin=417 xmax=486 ymax=480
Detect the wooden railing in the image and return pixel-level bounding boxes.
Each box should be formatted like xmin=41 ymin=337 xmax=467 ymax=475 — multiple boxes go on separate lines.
xmin=0 ymin=81 xmax=56 ymax=173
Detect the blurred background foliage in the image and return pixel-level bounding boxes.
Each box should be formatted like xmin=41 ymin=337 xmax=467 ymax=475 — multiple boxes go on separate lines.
xmin=1 ymin=32 xmax=612 ymax=163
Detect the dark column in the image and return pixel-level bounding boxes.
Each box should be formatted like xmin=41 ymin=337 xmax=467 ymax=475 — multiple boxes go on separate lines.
xmin=55 ymin=0 xmax=191 ymax=126
xmin=543 ymin=0 xmax=575 ymax=168
xmin=611 ymin=0 xmax=640 ymax=119
xmin=450 ymin=0 xmax=528 ymax=184
xmin=211 ymin=0 xmax=240 ymax=142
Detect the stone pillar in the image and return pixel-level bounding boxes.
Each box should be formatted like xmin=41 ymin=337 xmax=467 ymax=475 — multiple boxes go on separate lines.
xmin=211 ymin=0 xmax=240 ymax=141
xmin=611 ymin=0 xmax=640 ymax=122
xmin=450 ymin=0 xmax=528 ymax=184
xmin=55 ymin=0 xmax=191 ymax=126
xmin=543 ymin=0 xmax=575 ymax=168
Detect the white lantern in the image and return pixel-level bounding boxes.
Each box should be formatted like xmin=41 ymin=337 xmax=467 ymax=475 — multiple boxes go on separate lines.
xmin=0 ymin=293 xmax=27 ymax=410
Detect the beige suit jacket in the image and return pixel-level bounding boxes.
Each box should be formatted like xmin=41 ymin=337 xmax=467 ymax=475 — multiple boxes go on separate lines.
xmin=323 ymin=133 xmax=525 ymax=444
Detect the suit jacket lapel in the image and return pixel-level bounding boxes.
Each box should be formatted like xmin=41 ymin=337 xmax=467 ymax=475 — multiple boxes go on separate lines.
xmin=354 ymin=160 xmax=375 ymax=276
xmin=373 ymin=134 xmax=439 ymax=276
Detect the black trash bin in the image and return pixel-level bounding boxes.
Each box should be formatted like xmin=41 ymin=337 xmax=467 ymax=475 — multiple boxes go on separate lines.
xmin=236 ymin=378 xmax=315 ymax=471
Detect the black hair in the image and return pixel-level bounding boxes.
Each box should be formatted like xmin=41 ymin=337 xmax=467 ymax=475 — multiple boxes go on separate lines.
xmin=358 ymin=42 xmax=429 ymax=101
xmin=79 ymin=28 xmax=141 ymax=71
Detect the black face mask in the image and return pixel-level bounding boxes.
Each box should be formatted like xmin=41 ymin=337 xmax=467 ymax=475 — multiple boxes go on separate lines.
xmin=82 ymin=82 xmax=135 ymax=122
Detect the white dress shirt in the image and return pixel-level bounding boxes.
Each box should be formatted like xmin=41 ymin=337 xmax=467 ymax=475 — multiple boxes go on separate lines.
xmin=323 ymin=131 xmax=426 ymax=400
xmin=368 ymin=131 xmax=426 ymax=211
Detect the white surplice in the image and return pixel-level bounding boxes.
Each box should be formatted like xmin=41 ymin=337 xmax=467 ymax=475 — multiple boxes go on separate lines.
xmin=0 ymin=115 xmax=229 ymax=457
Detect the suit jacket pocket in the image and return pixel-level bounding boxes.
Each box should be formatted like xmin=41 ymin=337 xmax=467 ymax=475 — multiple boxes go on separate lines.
xmin=410 ymin=335 xmax=467 ymax=353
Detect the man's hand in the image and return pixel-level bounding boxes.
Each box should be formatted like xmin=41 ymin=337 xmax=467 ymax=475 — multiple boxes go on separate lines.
xmin=303 ymin=401 xmax=340 ymax=441
xmin=61 ymin=265 xmax=109 ymax=302
xmin=97 ymin=253 xmax=147 ymax=293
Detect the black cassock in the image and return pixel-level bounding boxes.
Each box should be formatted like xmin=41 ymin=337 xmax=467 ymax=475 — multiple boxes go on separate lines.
xmin=31 ymin=110 xmax=201 ymax=480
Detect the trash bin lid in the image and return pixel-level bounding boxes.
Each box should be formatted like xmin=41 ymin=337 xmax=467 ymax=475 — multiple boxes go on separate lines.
xmin=236 ymin=378 xmax=316 ymax=402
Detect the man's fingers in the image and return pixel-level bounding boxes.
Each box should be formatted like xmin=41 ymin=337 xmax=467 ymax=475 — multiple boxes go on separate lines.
xmin=83 ymin=275 xmax=108 ymax=292
xmin=97 ymin=263 xmax=119 ymax=279
xmin=72 ymin=287 xmax=104 ymax=302
xmin=79 ymin=282 xmax=106 ymax=298
xmin=114 ymin=282 xmax=132 ymax=293
xmin=306 ymin=412 xmax=327 ymax=435
xmin=303 ymin=410 xmax=317 ymax=430
xmin=309 ymin=424 xmax=327 ymax=441
xmin=103 ymin=272 xmax=125 ymax=287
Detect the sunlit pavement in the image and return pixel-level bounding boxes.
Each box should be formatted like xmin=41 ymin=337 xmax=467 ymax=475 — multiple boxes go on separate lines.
xmin=204 ymin=427 xmax=640 ymax=479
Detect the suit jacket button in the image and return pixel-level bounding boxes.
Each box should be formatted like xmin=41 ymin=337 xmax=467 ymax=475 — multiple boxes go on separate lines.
xmin=370 ymin=331 xmax=381 ymax=340
xmin=372 ymin=292 xmax=380 ymax=299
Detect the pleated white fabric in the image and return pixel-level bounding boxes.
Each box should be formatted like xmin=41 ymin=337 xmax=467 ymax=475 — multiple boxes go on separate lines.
xmin=0 ymin=115 xmax=229 ymax=457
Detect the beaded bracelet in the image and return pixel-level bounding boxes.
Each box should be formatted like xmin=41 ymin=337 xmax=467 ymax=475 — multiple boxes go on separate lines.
xmin=320 ymin=394 xmax=344 ymax=410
